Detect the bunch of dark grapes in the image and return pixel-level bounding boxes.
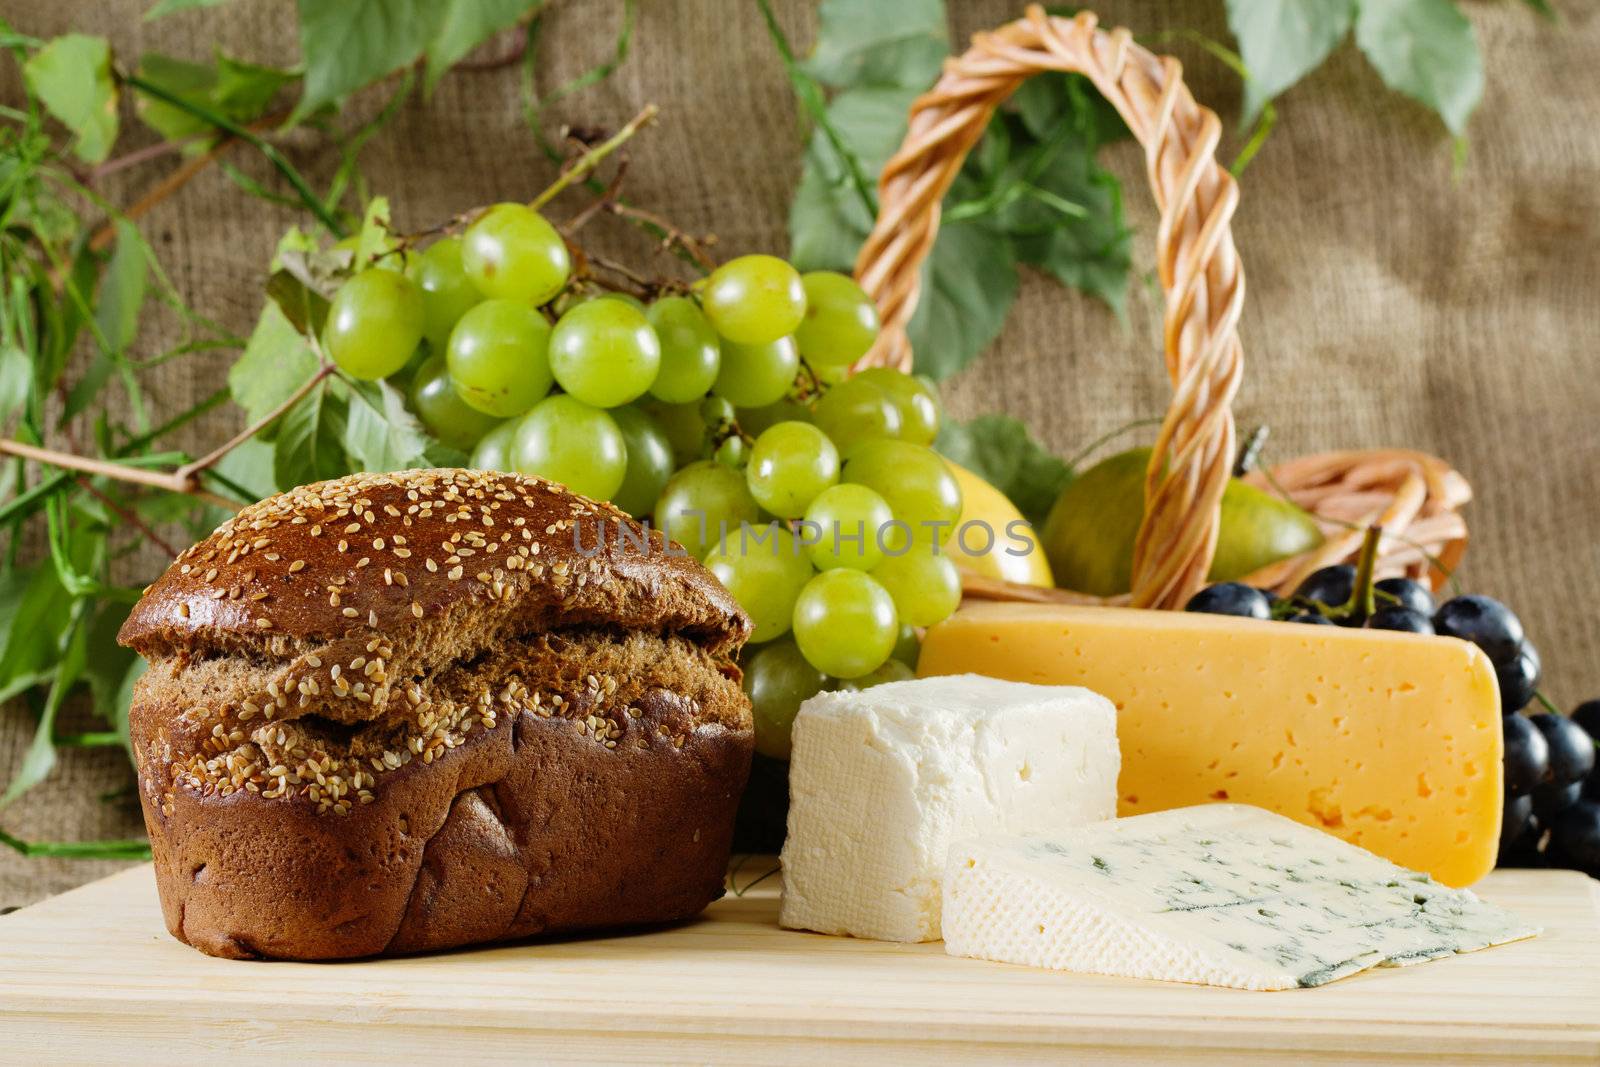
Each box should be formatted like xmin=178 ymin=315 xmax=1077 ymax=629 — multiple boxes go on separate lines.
xmin=1187 ymin=567 xmax=1600 ymax=877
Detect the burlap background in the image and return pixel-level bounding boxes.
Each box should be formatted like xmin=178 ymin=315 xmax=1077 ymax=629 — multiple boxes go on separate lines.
xmin=2 ymin=0 xmax=1596 ymax=908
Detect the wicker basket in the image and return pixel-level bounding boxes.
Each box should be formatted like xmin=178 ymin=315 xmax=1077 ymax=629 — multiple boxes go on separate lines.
xmin=848 ymin=5 xmax=1470 ymax=610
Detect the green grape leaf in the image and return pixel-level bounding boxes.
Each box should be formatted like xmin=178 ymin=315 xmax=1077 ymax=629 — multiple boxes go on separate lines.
xmin=906 ymin=218 xmax=1018 ymax=381
xmin=214 ymin=54 xmax=298 ymax=116
xmin=134 ymin=54 xmax=216 ymax=142
xmin=343 ymin=378 xmax=429 ymax=473
xmin=95 ymin=219 xmax=150 ymax=353
xmin=23 ymin=35 xmax=119 ymax=163
xmin=112 ymin=658 xmax=148 ymax=757
xmin=137 ymin=51 xmax=296 ymax=144
xmin=273 ymin=380 xmax=349 ymax=490
xmin=935 ymin=413 xmax=1074 ymax=526
xmin=1011 ymin=72 xmax=1129 ymax=149
xmin=1353 ymin=0 xmax=1483 ymax=136
xmin=425 ymin=0 xmax=534 ymax=91
xmin=81 ymin=600 xmax=136 ymax=725
xmin=294 ymin=0 xmax=440 ymax=118
xmin=1225 ymin=0 xmax=1356 ymax=125
xmin=145 ymin=0 xmax=234 ymax=19
xmin=977 ymin=99 xmax=1132 ymax=314
xmin=789 ymin=87 xmax=920 ymax=271
xmin=229 ymin=303 xmax=320 ymax=438
xmin=264 ymin=268 xmax=332 ymax=336
xmin=0 ymin=345 xmax=33 ymax=423
xmin=353 ymin=195 xmax=395 ymax=268
xmin=806 ymin=0 xmax=948 ymax=90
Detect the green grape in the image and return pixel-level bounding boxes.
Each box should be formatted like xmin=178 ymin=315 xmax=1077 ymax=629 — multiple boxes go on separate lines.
xmin=704 ymin=525 xmax=814 ymax=643
xmin=654 ymin=460 xmax=761 ymax=560
xmin=803 ymin=483 xmax=892 ymax=572
xmin=742 ymin=639 xmax=826 ymax=759
xmin=323 ymin=268 xmax=424 ymax=380
xmin=713 ymin=336 xmax=798 ymax=408
xmin=639 ymin=399 xmax=707 ymax=466
xmin=559 ymin=289 xmax=646 ymax=314
xmin=851 ymin=367 xmax=940 ymax=445
xmin=794 ymin=271 xmax=879 ymax=368
xmin=409 ymin=354 xmax=502 ymax=451
xmin=738 ymin=398 xmax=812 ymax=437
xmin=609 ymin=406 xmax=676 ymax=517
xmin=746 ymin=421 xmax=839 ymax=518
xmin=843 ymin=439 xmax=962 ymax=543
xmin=871 ymin=551 xmax=962 ymax=628
xmin=548 ymin=299 xmax=661 ymax=408
xmin=700 ymin=395 xmax=736 ymax=429
xmin=828 ymin=658 xmax=915 ymax=693
xmin=461 ymin=202 xmax=570 ymax=304
xmin=445 ymin=298 xmax=554 ymax=417
xmin=469 ymin=418 xmax=518 ymax=471
xmin=413 ymin=236 xmax=482 ymax=348
xmin=890 ymin=623 xmax=921 ymax=667
xmin=811 ymin=375 xmax=902 ymax=456
xmin=511 ymin=395 xmax=626 ymax=501
xmin=700 ymin=254 xmax=806 ymax=344
xmin=646 ymin=296 xmax=721 ymax=403
xmin=791 ymin=569 xmax=898 ymax=679
xmin=714 ymin=435 xmax=749 ymax=469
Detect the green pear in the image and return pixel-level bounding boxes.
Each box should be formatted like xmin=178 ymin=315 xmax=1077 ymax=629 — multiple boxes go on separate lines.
xmin=1042 ymin=447 xmax=1323 ymax=597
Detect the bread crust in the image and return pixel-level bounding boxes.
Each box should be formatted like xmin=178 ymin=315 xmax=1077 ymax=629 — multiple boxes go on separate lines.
xmin=120 ymin=469 xmax=754 ymax=959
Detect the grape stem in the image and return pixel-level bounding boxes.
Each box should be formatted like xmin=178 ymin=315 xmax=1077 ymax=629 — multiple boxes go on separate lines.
xmin=173 ymin=359 xmax=336 ymax=488
xmin=529 ymin=103 xmax=659 ymax=211
xmin=1 ymin=357 xmax=334 ymax=510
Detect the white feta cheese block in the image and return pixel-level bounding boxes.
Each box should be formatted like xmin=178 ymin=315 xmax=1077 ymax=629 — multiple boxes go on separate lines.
xmin=943 ymin=804 xmax=1540 ymax=991
xmin=779 ymin=673 xmax=1118 ymax=943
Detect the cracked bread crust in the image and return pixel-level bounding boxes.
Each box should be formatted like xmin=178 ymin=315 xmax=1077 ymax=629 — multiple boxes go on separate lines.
xmin=136 ymin=626 xmax=752 ymax=959
xmin=119 ymin=469 xmax=755 ymax=959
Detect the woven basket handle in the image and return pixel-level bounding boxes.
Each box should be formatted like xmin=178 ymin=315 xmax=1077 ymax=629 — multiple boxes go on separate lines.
xmin=852 ymin=6 xmax=1244 ymax=610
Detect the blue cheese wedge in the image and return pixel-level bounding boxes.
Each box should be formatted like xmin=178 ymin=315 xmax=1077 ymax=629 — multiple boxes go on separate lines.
xmin=780 ymin=674 xmax=1118 ymax=942
xmin=942 ymin=804 xmax=1539 ymax=990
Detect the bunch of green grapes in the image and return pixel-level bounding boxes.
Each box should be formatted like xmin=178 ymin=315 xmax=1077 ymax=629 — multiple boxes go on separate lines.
xmin=320 ymin=203 xmax=962 ymax=759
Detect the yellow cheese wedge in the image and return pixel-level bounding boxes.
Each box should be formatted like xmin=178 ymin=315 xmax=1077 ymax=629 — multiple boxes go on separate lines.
xmin=918 ymin=602 xmax=1503 ymax=887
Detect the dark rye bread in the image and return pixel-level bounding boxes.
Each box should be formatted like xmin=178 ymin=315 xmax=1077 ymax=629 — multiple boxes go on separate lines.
xmin=117 ymin=468 xmax=754 ymax=960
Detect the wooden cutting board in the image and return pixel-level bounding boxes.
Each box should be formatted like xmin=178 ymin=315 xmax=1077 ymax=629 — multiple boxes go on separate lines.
xmin=1 ymin=863 xmax=1596 ymax=1064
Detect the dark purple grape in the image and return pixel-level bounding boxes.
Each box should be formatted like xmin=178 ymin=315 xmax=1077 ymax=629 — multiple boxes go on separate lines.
xmin=1552 ymin=801 xmax=1600 ymax=874
xmin=1503 ymin=713 xmax=1549 ymax=797
xmin=1185 ymin=582 xmax=1272 ymax=620
xmin=1286 ymin=612 xmax=1335 ymax=626
xmin=1433 ymin=594 xmax=1525 ymax=665
xmin=1572 ymin=699 xmax=1600 ymax=739
xmin=1500 ymin=792 xmax=1534 ymax=852
xmin=1293 ymin=565 xmax=1355 ymax=610
xmin=1529 ymin=712 xmax=1597 ymax=786
xmin=1497 ymin=811 xmax=1547 ymax=868
xmin=1532 ymin=779 xmax=1582 ymax=820
xmin=1367 ymin=607 xmax=1434 ymax=634
xmin=1585 ymin=763 xmax=1600 ymax=802
xmin=1374 ymin=576 xmax=1435 ymax=617
xmin=1495 ymin=645 xmax=1541 ymax=714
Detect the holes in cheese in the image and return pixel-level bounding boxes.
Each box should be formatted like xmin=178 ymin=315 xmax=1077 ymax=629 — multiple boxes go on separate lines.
xmin=918 ymin=603 xmax=1502 ymax=887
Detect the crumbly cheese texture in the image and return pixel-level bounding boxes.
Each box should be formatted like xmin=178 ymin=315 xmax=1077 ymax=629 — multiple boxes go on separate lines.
xmin=943 ymin=805 xmax=1538 ymax=991
xmin=779 ymin=674 xmax=1118 ymax=942
xmin=919 ymin=603 xmax=1503 ymax=886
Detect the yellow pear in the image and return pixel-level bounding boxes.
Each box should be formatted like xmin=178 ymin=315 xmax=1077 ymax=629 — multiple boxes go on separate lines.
xmin=942 ymin=461 xmax=1055 ymax=588
xmin=1041 ymin=448 xmax=1322 ymax=597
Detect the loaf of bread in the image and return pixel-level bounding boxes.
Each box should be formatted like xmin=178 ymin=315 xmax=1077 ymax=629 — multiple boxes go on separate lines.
xmin=117 ymin=468 xmax=753 ymax=960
